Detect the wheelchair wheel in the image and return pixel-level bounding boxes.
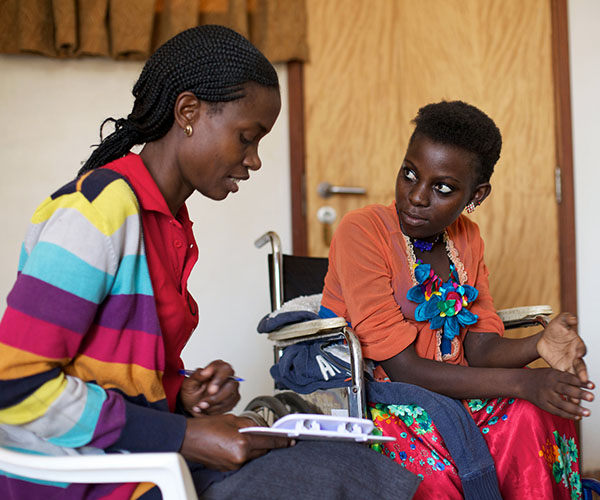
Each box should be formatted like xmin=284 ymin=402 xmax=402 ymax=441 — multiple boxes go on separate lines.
xmin=244 ymin=395 xmax=289 ymax=426
xmin=238 ymin=410 xmax=269 ymax=427
xmin=275 ymin=392 xmax=322 ymax=414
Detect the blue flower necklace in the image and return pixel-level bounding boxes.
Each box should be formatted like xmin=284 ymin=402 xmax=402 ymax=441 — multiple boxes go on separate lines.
xmin=404 ymin=233 xmax=480 ymax=358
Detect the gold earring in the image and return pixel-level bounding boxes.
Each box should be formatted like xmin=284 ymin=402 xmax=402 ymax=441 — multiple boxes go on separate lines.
xmin=184 ymin=124 xmax=193 ymax=137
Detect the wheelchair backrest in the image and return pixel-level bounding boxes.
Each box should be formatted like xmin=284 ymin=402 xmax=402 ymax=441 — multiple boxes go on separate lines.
xmin=268 ymin=254 xmax=329 ymax=311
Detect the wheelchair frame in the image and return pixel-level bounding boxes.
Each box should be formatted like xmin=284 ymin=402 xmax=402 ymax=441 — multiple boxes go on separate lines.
xmin=254 ymin=231 xmax=366 ymax=418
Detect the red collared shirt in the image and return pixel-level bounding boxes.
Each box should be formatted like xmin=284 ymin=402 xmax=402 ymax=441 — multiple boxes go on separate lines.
xmin=105 ymin=153 xmax=199 ymax=410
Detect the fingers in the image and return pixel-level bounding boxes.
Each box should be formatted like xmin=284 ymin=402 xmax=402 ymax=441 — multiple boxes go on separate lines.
xmin=185 ymin=360 xmax=241 ymax=414
xmin=246 ymin=434 xmax=293 ymax=450
xmin=235 ymin=417 xmax=293 ymax=450
xmin=548 ymin=399 xmax=587 ymax=420
xmin=187 ymin=360 xmax=236 ymax=384
xmin=201 ymin=360 xmax=235 ymax=395
xmin=547 ymin=312 xmax=571 ymax=332
xmin=235 ymin=417 xmax=259 ymax=428
xmin=549 ymin=392 xmax=592 ymax=420
xmin=552 ymin=374 xmax=594 ymax=419
xmin=242 ymin=433 xmax=294 ymax=461
xmin=563 ymin=312 xmax=577 ymax=328
xmin=573 ymin=357 xmax=589 ymax=385
xmin=555 ymin=312 xmax=577 ymax=328
xmin=558 ymin=380 xmax=594 ymax=403
xmin=198 ymin=380 xmax=240 ymax=414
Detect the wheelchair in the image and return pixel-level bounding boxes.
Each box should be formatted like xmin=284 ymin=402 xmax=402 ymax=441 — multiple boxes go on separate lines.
xmin=244 ymin=230 xmax=600 ymax=499
xmin=245 ymin=230 xmax=553 ymax=422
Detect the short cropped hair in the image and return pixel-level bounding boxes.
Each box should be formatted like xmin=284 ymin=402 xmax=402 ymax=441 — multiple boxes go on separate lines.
xmin=410 ymin=100 xmax=502 ymax=184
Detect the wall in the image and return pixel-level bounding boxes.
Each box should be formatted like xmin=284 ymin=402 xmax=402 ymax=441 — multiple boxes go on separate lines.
xmin=568 ymin=0 xmax=600 ymax=469
xmin=0 ymin=56 xmax=291 ymax=412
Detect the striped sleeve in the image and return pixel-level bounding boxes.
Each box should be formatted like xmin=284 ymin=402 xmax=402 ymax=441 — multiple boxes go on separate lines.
xmin=0 ymin=170 xmax=141 ymax=448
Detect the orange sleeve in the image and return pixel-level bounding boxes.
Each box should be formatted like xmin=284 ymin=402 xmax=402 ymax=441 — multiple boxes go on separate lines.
xmin=322 ymin=209 xmax=418 ymax=360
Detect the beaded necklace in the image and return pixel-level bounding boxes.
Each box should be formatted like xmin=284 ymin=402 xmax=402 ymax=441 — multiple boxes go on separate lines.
xmin=411 ymin=234 xmax=442 ymax=252
xmin=403 ymin=232 xmax=479 ymax=358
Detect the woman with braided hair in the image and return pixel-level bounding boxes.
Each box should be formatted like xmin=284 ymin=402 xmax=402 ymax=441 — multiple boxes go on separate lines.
xmin=0 ymin=25 xmax=420 ymax=500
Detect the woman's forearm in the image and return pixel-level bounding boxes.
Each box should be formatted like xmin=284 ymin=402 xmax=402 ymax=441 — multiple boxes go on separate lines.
xmin=381 ymin=345 xmax=594 ymax=420
xmin=381 ymin=344 xmax=530 ymax=400
xmin=464 ymin=330 xmax=542 ymax=368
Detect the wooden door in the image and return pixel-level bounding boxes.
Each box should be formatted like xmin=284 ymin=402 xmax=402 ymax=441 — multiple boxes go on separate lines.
xmin=303 ymin=0 xmax=561 ymax=316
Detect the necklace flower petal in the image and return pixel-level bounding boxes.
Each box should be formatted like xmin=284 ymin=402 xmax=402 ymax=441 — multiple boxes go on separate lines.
xmin=403 ymin=233 xmax=479 ymax=356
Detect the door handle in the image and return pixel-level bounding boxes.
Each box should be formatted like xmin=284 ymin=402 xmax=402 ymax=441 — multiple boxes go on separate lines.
xmin=317 ymin=182 xmax=367 ymax=199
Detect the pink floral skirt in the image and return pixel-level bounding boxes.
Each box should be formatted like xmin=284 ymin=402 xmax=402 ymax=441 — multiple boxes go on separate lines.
xmin=369 ymin=397 xmax=581 ymax=499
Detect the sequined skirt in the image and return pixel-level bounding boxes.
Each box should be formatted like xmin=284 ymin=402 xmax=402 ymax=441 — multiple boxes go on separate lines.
xmin=369 ymin=397 xmax=582 ymax=499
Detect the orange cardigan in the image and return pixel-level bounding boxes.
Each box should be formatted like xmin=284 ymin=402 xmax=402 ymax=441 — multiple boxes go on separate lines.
xmin=322 ymin=203 xmax=504 ymax=376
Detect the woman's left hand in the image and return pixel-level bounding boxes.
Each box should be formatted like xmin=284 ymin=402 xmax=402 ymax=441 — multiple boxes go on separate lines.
xmin=537 ymin=313 xmax=590 ymax=386
xmin=180 ymin=359 xmax=241 ymax=416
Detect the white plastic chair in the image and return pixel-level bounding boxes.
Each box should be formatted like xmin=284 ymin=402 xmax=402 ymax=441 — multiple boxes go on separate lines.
xmin=0 ymin=447 xmax=198 ymax=500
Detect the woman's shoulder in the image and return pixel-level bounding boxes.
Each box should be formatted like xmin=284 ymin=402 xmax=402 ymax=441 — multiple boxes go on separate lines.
xmin=32 ymin=168 xmax=140 ymax=232
xmin=450 ymin=214 xmax=483 ymax=240
xmin=47 ymin=168 xmax=137 ymax=205
xmin=448 ymin=215 xmax=486 ymax=264
xmin=338 ymin=203 xmax=398 ymax=233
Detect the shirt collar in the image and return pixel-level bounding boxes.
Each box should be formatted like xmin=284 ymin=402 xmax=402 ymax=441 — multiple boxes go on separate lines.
xmin=104 ymin=153 xmax=192 ymax=224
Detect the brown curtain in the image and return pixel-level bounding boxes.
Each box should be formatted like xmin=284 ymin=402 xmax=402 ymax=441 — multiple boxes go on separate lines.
xmin=0 ymin=0 xmax=308 ymax=62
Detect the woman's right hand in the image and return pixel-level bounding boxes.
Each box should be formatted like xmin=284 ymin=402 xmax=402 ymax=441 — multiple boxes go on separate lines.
xmin=179 ymin=360 xmax=241 ymax=416
xmin=521 ymin=367 xmax=594 ymax=420
xmin=179 ymin=414 xmax=292 ymax=470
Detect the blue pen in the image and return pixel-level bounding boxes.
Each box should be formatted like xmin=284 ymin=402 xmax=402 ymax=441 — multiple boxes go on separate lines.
xmin=178 ymin=369 xmax=244 ymax=382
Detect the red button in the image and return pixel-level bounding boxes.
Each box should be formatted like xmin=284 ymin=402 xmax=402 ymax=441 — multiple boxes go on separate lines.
xmin=174 ymin=240 xmax=183 ymax=248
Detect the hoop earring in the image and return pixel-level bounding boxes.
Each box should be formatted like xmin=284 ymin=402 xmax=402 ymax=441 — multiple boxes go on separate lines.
xmin=184 ymin=124 xmax=193 ymax=137
xmin=465 ymin=202 xmax=476 ymax=214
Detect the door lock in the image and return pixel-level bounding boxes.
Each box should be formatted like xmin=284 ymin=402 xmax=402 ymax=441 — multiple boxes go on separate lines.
xmin=317 ymin=206 xmax=337 ymax=246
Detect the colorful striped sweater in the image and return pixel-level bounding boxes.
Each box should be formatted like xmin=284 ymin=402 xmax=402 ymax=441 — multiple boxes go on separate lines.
xmin=0 ymin=168 xmax=186 ymax=499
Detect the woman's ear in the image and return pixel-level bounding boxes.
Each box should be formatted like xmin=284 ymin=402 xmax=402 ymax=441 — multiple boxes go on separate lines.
xmin=471 ymin=183 xmax=492 ymax=207
xmin=173 ymin=91 xmax=201 ymax=129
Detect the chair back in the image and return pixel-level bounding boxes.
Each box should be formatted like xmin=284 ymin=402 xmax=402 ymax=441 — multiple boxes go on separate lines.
xmin=0 ymin=447 xmax=198 ymax=500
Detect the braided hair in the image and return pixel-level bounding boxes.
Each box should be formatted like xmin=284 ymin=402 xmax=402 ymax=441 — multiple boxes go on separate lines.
xmin=409 ymin=100 xmax=502 ymax=185
xmin=79 ymin=25 xmax=279 ymax=175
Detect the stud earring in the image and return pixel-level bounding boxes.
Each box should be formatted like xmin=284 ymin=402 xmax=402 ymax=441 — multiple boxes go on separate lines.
xmin=465 ymin=201 xmax=476 ymax=214
xmin=184 ymin=124 xmax=193 ymax=137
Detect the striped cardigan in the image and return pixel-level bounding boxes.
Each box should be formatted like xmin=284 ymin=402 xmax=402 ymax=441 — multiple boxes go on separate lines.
xmin=0 ymin=168 xmax=186 ymax=498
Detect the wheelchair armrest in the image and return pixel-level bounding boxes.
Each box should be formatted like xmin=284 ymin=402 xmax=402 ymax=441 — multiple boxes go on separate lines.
xmin=267 ymin=317 xmax=348 ymax=344
xmin=497 ymin=305 xmax=553 ymax=330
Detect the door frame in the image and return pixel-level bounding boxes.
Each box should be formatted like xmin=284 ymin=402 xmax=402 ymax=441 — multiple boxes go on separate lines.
xmin=287 ymin=0 xmax=577 ymax=316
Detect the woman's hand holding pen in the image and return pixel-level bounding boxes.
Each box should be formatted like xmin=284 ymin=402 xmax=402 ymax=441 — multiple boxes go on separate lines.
xmin=177 ymin=360 xmax=292 ymax=470
xmin=179 ymin=359 xmax=241 ymax=416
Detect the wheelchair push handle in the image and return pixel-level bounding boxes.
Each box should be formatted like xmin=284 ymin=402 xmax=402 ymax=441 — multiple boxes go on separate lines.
xmin=255 ymin=231 xmax=284 ymax=311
